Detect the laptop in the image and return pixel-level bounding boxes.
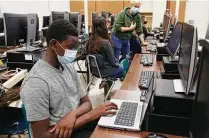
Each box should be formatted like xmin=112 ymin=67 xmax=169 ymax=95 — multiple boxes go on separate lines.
xmin=98 ymin=99 xmax=143 ymax=131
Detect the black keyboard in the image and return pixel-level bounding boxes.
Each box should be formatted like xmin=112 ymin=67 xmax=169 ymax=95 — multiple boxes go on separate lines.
xmin=147 ymin=44 xmax=156 ymax=52
xmin=139 ymin=71 xmax=154 ymax=89
xmin=114 ymin=102 xmax=138 ymax=127
xmin=140 ymin=54 xmax=153 ymax=66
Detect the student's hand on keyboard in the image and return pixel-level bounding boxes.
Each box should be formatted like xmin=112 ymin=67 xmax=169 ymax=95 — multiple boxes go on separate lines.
xmin=142 ymin=41 xmax=149 ymax=46
xmin=50 ymin=111 xmax=77 ymax=138
xmin=90 ymin=102 xmax=118 ymax=119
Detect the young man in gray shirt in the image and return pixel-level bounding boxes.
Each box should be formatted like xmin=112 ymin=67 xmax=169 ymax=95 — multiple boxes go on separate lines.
xmin=20 ymin=20 xmax=117 ymax=138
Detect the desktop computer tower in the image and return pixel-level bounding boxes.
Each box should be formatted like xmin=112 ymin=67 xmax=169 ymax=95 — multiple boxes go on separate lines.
xmin=162 ymin=56 xmax=178 ymax=72
xmin=156 ymin=46 xmax=169 ymax=61
xmin=148 ymin=79 xmax=194 ymax=136
xmin=7 ymin=48 xmax=44 ymax=71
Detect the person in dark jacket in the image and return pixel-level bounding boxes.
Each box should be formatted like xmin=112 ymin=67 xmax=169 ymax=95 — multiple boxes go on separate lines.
xmin=141 ymin=15 xmax=154 ymax=39
xmin=111 ymin=0 xmax=148 ymax=61
xmin=86 ymin=16 xmax=123 ymax=77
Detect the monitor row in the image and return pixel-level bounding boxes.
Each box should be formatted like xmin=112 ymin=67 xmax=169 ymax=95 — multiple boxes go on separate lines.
xmin=161 ymin=16 xmax=209 ymax=95
xmin=0 ymin=11 xmax=84 ymax=47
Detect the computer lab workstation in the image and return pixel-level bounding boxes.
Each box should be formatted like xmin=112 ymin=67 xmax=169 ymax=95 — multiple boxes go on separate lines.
xmin=0 ymin=1 xmax=209 ymax=138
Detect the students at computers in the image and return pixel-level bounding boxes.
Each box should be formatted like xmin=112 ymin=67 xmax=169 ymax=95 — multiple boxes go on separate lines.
xmin=86 ymin=16 xmax=124 ymax=78
xmin=111 ymin=0 xmax=148 ymax=61
xmin=20 ymin=20 xmax=118 ymax=138
xmin=141 ymin=15 xmax=153 ymax=39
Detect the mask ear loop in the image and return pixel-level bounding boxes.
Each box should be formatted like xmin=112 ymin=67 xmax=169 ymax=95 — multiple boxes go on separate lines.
xmin=50 ymin=39 xmax=66 ymax=56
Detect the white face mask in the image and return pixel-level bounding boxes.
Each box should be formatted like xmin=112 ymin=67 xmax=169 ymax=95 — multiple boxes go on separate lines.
xmin=56 ymin=41 xmax=77 ymax=64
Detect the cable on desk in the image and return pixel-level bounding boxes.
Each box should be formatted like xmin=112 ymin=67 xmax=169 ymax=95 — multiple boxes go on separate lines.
xmin=1 ymin=68 xmax=22 ymax=79
xmin=0 ymin=79 xmax=20 ymax=105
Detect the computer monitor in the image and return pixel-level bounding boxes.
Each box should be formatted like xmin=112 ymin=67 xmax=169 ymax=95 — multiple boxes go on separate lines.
xmin=110 ymin=15 xmax=116 ymax=27
xmin=69 ymin=12 xmax=79 ymax=28
xmin=205 ymin=23 xmax=209 ymax=39
xmin=3 ymin=13 xmax=27 ymax=47
xmin=43 ymin=16 xmax=50 ymax=27
xmin=189 ymin=39 xmax=209 ymax=138
xmin=91 ymin=12 xmax=98 ymax=24
xmin=81 ymin=15 xmax=85 ymax=23
xmin=77 ymin=15 xmax=82 ymax=35
xmin=163 ymin=15 xmax=171 ymax=42
xmin=166 ymin=22 xmax=183 ymax=60
xmin=173 ymin=17 xmax=178 ymax=27
xmin=174 ymin=23 xmax=198 ymax=95
xmin=27 ymin=14 xmax=38 ymax=46
xmin=3 ymin=13 xmax=39 ymax=47
xmin=51 ymin=11 xmax=69 ymax=23
xmin=0 ymin=18 xmax=4 ymax=33
xmin=101 ymin=11 xmax=107 ymax=18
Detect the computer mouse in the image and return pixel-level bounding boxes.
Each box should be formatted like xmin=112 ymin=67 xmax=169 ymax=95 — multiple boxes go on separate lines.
xmin=143 ymin=62 xmax=151 ymax=66
xmin=146 ymin=133 xmax=168 ymax=138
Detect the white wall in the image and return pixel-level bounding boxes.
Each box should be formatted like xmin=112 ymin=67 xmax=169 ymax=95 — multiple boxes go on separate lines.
xmin=0 ymin=0 xmax=69 ymax=30
xmin=185 ymin=0 xmax=209 ymax=39
xmin=152 ymin=0 xmax=167 ymax=28
xmin=140 ymin=0 xmax=153 ymax=12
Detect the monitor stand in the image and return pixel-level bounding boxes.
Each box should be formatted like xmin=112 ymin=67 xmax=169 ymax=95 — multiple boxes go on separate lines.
xmin=173 ymin=79 xmax=185 ymax=93
xmin=168 ymin=56 xmax=179 ymax=62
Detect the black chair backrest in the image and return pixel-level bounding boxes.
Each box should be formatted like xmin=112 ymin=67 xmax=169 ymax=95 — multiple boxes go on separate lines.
xmin=89 ymin=54 xmax=104 ymax=68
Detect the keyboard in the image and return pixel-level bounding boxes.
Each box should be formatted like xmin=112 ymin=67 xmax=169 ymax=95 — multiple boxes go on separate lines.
xmin=114 ymin=102 xmax=138 ymax=127
xmin=146 ymin=36 xmax=154 ymax=40
xmin=139 ymin=71 xmax=154 ymax=89
xmin=147 ymin=45 xmax=156 ymax=52
xmin=140 ymin=54 xmax=153 ymax=66
xmin=16 ymin=46 xmax=41 ymax=52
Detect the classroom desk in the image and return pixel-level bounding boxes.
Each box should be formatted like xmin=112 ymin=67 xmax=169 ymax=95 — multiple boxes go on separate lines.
xmin=91 ymin=54 xmax=187 ymax=138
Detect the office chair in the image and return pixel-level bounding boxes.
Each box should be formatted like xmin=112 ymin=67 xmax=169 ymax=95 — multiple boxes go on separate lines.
xmin=0 ymin=107 xmax=27 ymax=138
xmin=72 ymin=35 xmax=88 ymax=82
xmin=86 ymin=54 xmax=123 ymax=101
xmin=21 ymin=104 xmax=33 ymax=138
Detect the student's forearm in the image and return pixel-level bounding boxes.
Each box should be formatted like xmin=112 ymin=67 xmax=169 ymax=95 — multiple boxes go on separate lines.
xmin=120 ymin=27 xmax=132 ymax=32
xmin=74 ymin=101 xmax=92 ymax=118
xmin=32 ymin=127 xmax=55 ymax=138
xmin=138 ymin=34 xmax=145 ymax=43
xmin=73 ymin=111 xmax=95 ymax=130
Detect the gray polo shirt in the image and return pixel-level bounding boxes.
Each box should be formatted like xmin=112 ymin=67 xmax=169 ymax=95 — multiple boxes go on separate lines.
xmin=20 ymin=59 xmax=86 ymax=126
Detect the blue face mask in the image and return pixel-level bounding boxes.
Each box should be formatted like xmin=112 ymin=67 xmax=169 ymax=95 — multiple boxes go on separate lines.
xmin=56 ymin=42 xmax=77 ymax=64
xmin=131 ymin=7 xmax=140 ymax=15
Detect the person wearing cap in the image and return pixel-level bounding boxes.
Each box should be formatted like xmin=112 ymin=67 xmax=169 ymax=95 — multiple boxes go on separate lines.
xmin=111 ymin=0 xmax=148 ymax=61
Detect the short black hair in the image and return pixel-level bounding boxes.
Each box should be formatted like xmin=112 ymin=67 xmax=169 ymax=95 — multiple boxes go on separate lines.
xmin=46 ymin=19 xmax=78 ymax=45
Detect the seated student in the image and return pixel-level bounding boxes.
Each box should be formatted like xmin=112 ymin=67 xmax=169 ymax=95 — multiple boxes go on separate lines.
xmin=20 ymin=20 xmax=118 ymax=138
xmin=141 ymin=15 xmax=154 ymax=39
xmin=86 ymin=16 xmax=123 ymax=78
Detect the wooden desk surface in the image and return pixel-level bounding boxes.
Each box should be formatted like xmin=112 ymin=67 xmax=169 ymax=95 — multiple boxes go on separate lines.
xmin=91 ymin=54 xmax=186 ymax=138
